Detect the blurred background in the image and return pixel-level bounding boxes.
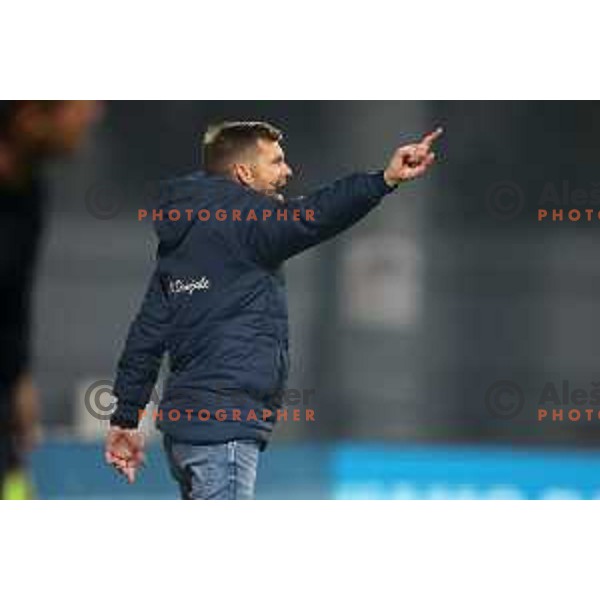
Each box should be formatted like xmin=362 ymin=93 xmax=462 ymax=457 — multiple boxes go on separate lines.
xmin=8 ymin=101 xmax=600 ymax=499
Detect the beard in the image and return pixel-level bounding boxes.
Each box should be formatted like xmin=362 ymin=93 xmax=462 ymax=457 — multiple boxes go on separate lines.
xmin=266 ymin=181 xmax=287 ymax=204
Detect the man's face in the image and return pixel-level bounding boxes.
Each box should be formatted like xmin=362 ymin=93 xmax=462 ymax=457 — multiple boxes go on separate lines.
xmin=237 ymin=138 xmax=293 ymax=199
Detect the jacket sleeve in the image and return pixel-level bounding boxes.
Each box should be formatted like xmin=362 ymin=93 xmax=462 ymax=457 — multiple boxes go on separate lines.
xmin=110 ymin=267 xmax=170 ymax=428
xmin=240 ymin=171 xmax=397 ymax=267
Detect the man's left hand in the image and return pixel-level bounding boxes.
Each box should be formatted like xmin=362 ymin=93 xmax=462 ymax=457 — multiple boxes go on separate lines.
xmin=383 ymin=127 xmax=443 ymax=186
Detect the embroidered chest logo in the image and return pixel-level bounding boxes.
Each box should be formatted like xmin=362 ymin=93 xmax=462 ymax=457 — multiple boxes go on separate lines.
xmin=169 ymin=277 xmax=211 ymax=295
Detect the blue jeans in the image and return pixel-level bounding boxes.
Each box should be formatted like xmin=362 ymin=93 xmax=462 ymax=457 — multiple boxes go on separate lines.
xmin=162 ymin=435 xmax=260 ymax=500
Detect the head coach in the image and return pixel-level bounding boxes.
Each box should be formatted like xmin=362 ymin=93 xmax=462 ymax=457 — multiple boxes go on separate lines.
xmin=105 ymin=120 xmax=442 ymax=499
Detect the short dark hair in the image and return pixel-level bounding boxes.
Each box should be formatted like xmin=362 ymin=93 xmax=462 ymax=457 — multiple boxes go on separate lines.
xmin=201 ymin=120 xmax=282 ymax=175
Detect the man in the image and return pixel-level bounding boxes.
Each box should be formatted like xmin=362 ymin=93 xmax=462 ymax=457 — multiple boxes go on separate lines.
xmin=0 ymin=101 xmax=100 ymax=498
xmin=106 ymin=120 xmax=442 ymax=499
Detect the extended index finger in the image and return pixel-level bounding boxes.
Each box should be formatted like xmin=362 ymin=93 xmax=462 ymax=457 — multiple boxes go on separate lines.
xmin=420 ymin=127 xmax=444 ymax=148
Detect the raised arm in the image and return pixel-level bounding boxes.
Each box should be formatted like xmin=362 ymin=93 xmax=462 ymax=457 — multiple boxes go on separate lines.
xmin=241 ymin=128 xmax=443 ymax=267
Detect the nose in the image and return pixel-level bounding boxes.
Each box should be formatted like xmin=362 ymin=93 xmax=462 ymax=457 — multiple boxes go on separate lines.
xmin=285 ymin=163 xmax=293 ymax=178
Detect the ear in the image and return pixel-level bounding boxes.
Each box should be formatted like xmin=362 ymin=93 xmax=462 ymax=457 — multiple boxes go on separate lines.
xmin=232 ymin=162 xmax=254 ymax=186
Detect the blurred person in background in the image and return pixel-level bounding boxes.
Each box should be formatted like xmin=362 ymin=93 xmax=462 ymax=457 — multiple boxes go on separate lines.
xmin=106 ymin=120 xmax=442 ymax=499
xmin=0 ymin=100 xmax=100 ymax=499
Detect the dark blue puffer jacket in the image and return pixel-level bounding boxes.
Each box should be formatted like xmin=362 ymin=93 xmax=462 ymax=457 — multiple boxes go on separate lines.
xmin=110 ymin=170 xmax=396 ymax=448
